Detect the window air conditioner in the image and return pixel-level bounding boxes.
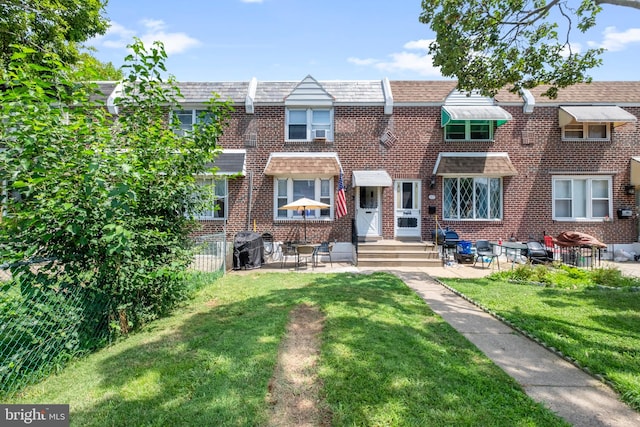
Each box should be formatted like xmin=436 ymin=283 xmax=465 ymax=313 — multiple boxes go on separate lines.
xmin=312 ymin=129 xmax=328 ymax=140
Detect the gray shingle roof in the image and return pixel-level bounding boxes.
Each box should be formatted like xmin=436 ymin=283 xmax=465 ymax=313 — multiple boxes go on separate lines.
xmin=177 ymin=82 xmax=250 ymax=103
xmin=176 ymin=79 xmax=386 ymax=105
xmin=97 ymin=79 xmax=640 ymax=107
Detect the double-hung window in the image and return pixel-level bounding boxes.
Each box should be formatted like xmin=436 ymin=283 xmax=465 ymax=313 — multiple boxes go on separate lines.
xmin=275 ymin=177 xmax=332 ymax=219
xmin=444 ymin=120 xmax=493 ymax=141
xmin=443 ymin=177 xmax=502 ymax=220
xmin=552 ymin=176 xmax=611 ymax=220
xmin=562 ymin=122 xmax=610 ymax=141
xmin=195 ymin=176 xmax=227 ymax=220
xmin=286 ymin=108 xmax=333 ymax=141
xmin=173 ymin=109 xmax=214 ymax=135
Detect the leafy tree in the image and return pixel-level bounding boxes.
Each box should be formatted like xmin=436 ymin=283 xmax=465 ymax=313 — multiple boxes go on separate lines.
xmin=419 ymin=0 xmax=640 ymax=98
xmin=0 ymin=0 xmax=109 ymax=68
xmin=0 ymin=39 xmax=232 ymax=331
xmin=72 ymin=49 xmax=123 ymax=80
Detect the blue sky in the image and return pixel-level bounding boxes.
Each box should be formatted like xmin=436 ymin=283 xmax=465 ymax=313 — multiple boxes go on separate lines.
xmin=89 ymin=0 xmax=640 ymax=82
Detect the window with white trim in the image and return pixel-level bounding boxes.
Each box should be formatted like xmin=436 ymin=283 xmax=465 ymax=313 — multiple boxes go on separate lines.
xmin=286 ymin=108 xmax=333 ymax=141
xmin=552 ymin=176 xmax=611 ymax=220
xmin=275 ymin=177 xmax=332 ymax=219
xmin=443 ymin=177 xmax=502 ymax=220
xmin=173 ymin=109 xmax=214 ymax=135
xmin=195 ymin=176 xmax=227 ymax=219
xmin=445 ymin=120 xmax=494 ymax=141
xmin=562 ymin=122 xmax=610 ymax=141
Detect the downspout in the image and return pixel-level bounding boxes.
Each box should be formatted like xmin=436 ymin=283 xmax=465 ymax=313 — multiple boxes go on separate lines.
xmin=247 ymin=171 xmax=253 ymax=231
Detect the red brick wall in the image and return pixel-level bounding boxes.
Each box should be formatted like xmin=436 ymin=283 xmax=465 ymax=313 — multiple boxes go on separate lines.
xmin=193 ymin=103 xmax=640 ymax=245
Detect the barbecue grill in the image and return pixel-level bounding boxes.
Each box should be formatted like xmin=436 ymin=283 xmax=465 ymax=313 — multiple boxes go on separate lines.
xmin=431 ymin=228 xmax=460 ymax=250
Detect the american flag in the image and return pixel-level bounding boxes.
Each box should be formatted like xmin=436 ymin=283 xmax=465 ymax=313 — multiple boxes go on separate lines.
xmin=336 ymin=169 xmax=347 ymax=219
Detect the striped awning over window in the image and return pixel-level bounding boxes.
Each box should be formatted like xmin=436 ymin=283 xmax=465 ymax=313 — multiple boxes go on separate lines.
xmin=441 ymin=105 xmax=512 ymax=127
xmin=559 ymin=106 xmax=637 ymax=127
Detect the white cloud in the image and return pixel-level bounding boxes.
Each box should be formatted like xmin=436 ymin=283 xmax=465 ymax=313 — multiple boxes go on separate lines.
xmin=138 ymin=20 xmax=200 ymax=55
xmin=588 ymin=26 xmax=640 ymax=52
xmin=88 ymin=21 xmax=135 ymax=49
xmin=402 ymin=40 xmax=432 ymax=50
xmin=88 ymin=19 xmax=200 ymax=55
xmin=240 ymin=0 xmax=264 ymax=3
xmin=348 ymin=39 xmax=441 ymax=77
xmin=560 ymin=43 xmax=582 ymax=58
xmin=347 ymin=57 xmax=378 ymax=66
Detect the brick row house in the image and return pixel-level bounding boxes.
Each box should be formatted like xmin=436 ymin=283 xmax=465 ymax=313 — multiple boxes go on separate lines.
xmin=105 ymin=76 xmax=640 ymax=263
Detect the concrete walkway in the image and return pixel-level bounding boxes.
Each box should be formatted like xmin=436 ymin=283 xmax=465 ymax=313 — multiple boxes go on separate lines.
xmin=244 ymin=260 xmax=640 ymax=425
xmin=392 ymin=269 xmax=640 ymax=427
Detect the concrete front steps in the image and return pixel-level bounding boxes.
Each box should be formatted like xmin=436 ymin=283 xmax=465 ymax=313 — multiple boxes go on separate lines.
xmin=356 ymin=239 xmax=442 ymax=268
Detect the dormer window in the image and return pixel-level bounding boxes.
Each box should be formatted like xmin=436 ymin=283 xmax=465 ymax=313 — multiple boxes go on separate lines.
xmin=559 ymin=106 xmax=636 ymax=142
xmin=286 ymin=108 xmax=333 ymax=141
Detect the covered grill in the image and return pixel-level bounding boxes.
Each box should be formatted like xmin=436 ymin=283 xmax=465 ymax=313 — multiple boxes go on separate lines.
xmin=432 ymin=228 xmax=460 ymax=250
xmin=233 ymin=231 xmax=264 ymax=270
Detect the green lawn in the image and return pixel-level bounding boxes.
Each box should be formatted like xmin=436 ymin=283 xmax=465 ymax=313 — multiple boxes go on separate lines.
xmin=7 ymin=271 xmax=567 ymax=426
xmin=438 ymin=265 xmax=640 ymax=411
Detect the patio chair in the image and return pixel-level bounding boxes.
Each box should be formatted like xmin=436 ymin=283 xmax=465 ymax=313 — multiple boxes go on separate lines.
xmin=296 ymin=244 xmax=316 ymax=270
xmin=526 ymin=241 xmax=553 ymax=264
xmin=280 ymin=242 xmax=298 ymax=269
xmin=474 ymin=240 xmax=500 ymax=269
xmin=314 ymin=241 xmax=333 ymax=267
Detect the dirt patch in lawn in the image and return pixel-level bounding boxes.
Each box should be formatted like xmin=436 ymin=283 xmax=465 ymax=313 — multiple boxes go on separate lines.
xmin=266 ymin=304 xmax=331 ymax=427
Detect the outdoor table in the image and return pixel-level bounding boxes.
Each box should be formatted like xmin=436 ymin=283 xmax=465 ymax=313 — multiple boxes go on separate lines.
xmin=491 ymin=241 xmax=528 ymax=269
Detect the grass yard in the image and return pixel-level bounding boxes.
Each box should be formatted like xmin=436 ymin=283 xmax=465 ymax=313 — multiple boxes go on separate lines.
xmin=439 ymin=265 xmax=640 ymax=412
xmin=6 ymin=271 xmax=567 ymax=426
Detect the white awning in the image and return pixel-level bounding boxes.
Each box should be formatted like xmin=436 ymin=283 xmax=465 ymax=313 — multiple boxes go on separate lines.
xmin=559 ymin=106 xmax=637 ymax=128
xmin=352 ymin=170 xmax=392 ymax=187
xmin=441 ymin=105 xmax=512 ymax=127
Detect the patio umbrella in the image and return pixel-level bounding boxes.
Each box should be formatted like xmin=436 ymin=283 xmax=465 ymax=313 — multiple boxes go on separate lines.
xmin=279 ymin=197 xmax=330 ymax=243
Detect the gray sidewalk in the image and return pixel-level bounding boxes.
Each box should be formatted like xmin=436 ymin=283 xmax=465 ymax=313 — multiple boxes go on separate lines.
xmin=390 ymin=270 xmax=640 ymax=427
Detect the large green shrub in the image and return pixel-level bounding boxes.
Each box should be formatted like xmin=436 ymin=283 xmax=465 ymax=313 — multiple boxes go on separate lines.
xmin=0 ymin=40 xmax=232 ymax=332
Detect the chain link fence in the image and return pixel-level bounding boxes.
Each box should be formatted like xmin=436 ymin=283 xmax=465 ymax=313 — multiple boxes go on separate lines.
xmin=0 ymin=234 xmax=227 ymax=399
xmin=0 ymin=276 xmax=114 ymax=399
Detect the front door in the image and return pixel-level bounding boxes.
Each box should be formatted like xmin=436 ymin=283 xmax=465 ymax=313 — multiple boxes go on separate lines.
xmin=356 ymin=186 xmax=381 ymax=237
xmin=395 ymin=180 xmax=421 ymax=238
